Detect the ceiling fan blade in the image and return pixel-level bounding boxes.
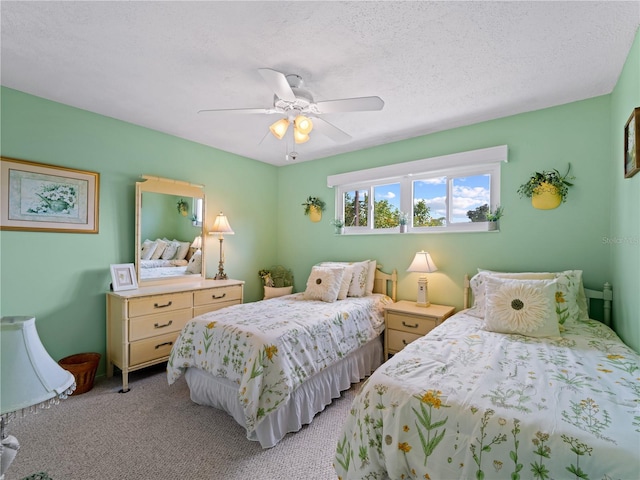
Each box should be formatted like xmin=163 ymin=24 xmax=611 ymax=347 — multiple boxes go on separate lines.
xmin=258 ymin=68 xmax=297 ymax=102
xmin=198 ymin=107 xmax=276 ymax=114
xmin=311 ymin=117 xmax=352 ymax=143
xmin=315 ymin=96 xmax=384 ymax=114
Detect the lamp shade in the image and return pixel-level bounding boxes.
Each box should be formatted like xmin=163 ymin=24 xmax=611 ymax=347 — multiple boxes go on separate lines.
xmin=210 ymin=212 xmax=234 ymax=235
xmin=269 ymin=118 xmax=290 ymax=140
xmin=294 ymin=115 xmax=313 ymax=135
xmin=1 ymin=316 xmax=75 ymax=415
xmin=191 ymin=235 xmax=202 ymax=249
xmin=407 ymin=251 xmax=438 ymax=273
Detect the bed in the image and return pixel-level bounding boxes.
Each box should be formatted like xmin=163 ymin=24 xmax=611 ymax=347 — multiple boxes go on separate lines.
xmin=167 ymin=261 xmax=397 ymax=448
xmin=334 ymin=269 xmax=639 ymax=480
xmin=139 ymin=238 xmax=199 ymax=280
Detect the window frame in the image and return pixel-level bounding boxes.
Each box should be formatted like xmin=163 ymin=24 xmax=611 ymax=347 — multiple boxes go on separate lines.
xmin=330 ymin=146 xmax=507 ymax=235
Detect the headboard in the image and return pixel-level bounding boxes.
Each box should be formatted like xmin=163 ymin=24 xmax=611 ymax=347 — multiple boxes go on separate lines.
xmin=463 ymin=274 xmax=613 ymax=326
xmin=373 ymin=268 xmax=398 ymax=302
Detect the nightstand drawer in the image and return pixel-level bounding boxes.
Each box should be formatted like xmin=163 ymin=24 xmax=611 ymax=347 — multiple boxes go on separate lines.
xmin=129 ymin=331 xmax=178 ymax=366
xmin=128 ymin=292 xmax=192 ymax=318
xmin=194 ymin=285 xmax=243 ymax=307
xmin=129 ymin=308 xmax=192 ymax=341
xmin=387 ymin=312 xmax=437 ymax=335
xmin=387 ymin=329 xmax=423 ymax=352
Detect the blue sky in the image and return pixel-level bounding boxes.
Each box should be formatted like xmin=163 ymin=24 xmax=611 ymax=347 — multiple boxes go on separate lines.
xmin=373 ymin=174 xmax=490 ymax=223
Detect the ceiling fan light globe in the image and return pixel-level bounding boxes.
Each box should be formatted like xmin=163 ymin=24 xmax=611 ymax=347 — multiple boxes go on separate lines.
xmin=269 ymin=118 xmax=290 ymax=139
xmin=293 ymin=129 xmax=310 ymax=144
xmin=294 ymin=115 xmax=313 ymax=135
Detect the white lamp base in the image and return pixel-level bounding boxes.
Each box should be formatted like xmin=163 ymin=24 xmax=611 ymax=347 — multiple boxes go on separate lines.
xmin=416 ymin=276 xmax=430 ymax=307
xmin=0 ymin=435 xmax=20 ymax=480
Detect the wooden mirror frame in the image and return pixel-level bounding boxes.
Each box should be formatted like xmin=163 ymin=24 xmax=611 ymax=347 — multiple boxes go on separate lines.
xmin=135 ymin=175 xmax=206 ymax=286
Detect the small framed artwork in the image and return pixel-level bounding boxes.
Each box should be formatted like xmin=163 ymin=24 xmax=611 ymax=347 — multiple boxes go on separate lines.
xmin=624 ymin=107 xmax=639 ymax=179
xmin=110 ymin=264 xmax=138 ymax=291
xmin=0 ymin=157 xmax=99 ymax=233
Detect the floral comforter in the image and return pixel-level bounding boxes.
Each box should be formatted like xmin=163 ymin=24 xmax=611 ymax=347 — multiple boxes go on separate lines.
xmin=167 ymin=293 xmax=390 ymax=435
xmin=334 ymin=310 xmax=639 ymax=480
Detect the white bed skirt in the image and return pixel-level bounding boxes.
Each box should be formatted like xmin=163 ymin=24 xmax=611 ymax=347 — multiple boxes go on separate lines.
xmin=184 ymin=336 xmax=383 ymax=448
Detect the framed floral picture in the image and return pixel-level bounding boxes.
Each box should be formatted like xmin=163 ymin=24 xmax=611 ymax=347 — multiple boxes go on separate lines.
xmin=110 ymin=263 xmax=138 ymax=291
xmin=0 ymin=157 xmax=99 ymax=233
xmin=624 ymin=107 xmax=639 ymax=179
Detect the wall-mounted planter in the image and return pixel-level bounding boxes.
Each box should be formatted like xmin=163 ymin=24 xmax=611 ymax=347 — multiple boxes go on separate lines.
xmin=531 ymin=182 xmax=562 ymax=210
xmin=309 ymin=205 xmax=322 ymax=222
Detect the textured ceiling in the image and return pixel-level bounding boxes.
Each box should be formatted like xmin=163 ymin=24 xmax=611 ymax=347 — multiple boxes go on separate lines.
xmin=1 ymin=1 xmax=638 ymax=166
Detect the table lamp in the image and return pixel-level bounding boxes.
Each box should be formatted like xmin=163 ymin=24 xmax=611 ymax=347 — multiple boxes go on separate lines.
xmin=406 ymin=251 xmax=438 ymax=307
xmin=209 ymin=212 xmax=234 ymax=280
xmin=1 ymin=316 xmax=76 ymax=480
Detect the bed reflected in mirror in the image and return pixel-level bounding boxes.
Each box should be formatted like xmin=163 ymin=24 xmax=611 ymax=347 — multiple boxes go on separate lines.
xmin=136 ymin=176 xmax=206 ymax=286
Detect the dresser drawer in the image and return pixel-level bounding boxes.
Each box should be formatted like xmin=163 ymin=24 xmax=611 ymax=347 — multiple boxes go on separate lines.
xmin=129 ymin=308 xmax=192 ymax=342
xmin=387 ymin=329 xmax=423 ymax=353
xmin=387 ymin=312 xmax=437 ymax=335
xmin=128 ymin=292 xmax=192 ymax=318
xmin=193 ymin=285 xmax=243 ymax=307
xmin=193 ymin=299 xmax=240 ymax=318
xmin=129 ymin=332 xmax=178 ymax=366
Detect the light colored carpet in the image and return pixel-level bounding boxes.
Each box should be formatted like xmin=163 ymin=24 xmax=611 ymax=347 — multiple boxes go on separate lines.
xmin=6 ymin=364 xmax=361 ymax=480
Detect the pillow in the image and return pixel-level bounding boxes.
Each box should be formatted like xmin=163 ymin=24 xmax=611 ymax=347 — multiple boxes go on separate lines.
xmin=470 ymin=269 xmax=588 ymax=326
xmin=141 ymin=239 xmax=157 ymax=260
xmin=185 ymin=250 xmax=202 ymax=274
xmin=303 ymin=266 xmax=344 ymax=303
xmin=337 ymin=265 xmax=354 ymax=300
xmin=150 ymin=239 xmax=167 ymax=260
xmin=161 ymin=241 xmax=179 ymax=260
xmin=468 ymin=270 xmax=554 ymax=318
xmin=347 ymin=261 xmax=370 ymax=297
xmin=173 ymin=240 xmax=191 ymax=261
xmin=484 ymin=276 xmax=561 ymax=337
xmin=365 ymin=260 xmax=377 ymax=295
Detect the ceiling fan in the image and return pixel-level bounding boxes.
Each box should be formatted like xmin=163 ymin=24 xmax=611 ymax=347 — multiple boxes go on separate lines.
xmin=198 ymin=68 xmax=384 ymax=145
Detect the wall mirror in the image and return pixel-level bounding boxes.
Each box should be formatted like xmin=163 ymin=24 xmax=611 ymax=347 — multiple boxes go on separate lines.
xmin=135 ymin=175 xmax=206 ymax=286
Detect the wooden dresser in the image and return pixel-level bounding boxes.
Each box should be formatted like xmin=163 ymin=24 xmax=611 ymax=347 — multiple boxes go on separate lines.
xmin=106 ymin=279 xmax=243 ymax=392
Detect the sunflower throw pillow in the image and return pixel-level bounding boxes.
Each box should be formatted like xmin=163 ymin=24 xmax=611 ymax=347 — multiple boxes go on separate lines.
xmin=484 ymin=276 xmax=560 ymax=337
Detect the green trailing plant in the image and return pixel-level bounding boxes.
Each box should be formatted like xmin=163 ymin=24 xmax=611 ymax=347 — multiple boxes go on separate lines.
xmin=302 ymin=196 xmax=326 ymax=215
xmin=176 ymin=198 xmax=189 ymax=216
xmin=517 ymin=164 xmax=574 ymax=202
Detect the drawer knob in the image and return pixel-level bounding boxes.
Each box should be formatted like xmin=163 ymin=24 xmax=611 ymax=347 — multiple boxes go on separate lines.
xmin=402 ymin=321 xmax=419 ymax=328
xmin=153 ymin=320 xmax=173 ymax=329
xmin=155 ymin=341 xmax=173 ymax=349
xmin=211 ymin=293 xmax=226 ymax=299
xmin=153 ymin=301 xmax=173 ymax=309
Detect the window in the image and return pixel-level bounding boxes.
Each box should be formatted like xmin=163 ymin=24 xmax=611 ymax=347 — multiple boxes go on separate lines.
xmin=329 ymin=146 xmax=507 ymax=234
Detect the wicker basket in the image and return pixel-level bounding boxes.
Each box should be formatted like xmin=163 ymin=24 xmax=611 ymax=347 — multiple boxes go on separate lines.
xmin=58 ymin=352 xmax=101 ymax=395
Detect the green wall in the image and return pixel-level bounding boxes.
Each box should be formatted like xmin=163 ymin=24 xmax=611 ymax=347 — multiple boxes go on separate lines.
xmin=277 ymin=97 xmax=612 ymax=306
xmin=610 ymin=30 xmax=640 ymax=351
xmin=1 ymin=29 xmax=638 ymax=376
xmin=0 ymin=87 xmax=278 ymax=372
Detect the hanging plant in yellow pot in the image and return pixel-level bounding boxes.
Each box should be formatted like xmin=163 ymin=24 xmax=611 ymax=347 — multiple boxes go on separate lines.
xmin=517 ymin=164 xmax=574 ymax=210
xmin=302 ymin=196 xmax=326 ymax=222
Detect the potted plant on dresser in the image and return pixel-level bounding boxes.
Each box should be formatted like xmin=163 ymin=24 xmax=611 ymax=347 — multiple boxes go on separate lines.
xmin=259 ymin=266 xmax=294 ymax=299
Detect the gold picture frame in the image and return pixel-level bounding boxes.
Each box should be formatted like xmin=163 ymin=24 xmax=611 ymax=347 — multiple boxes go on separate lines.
xmin=624 ymin=107 xmax=639 ymax=179
xmin=0 ymin=157 xmax=99 ymax=233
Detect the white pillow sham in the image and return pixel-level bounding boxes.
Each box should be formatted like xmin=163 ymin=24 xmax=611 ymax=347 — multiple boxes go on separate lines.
xmin=150 ymin=239 xmax=167 ymax=260
xmin=185 ymin=250 xmax=202 ymax=274
xmin=141 ymin=239 xmax=157 ymax=260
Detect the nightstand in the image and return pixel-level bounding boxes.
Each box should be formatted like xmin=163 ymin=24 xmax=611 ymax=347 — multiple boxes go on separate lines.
xmin=384 ymin=300 xmax=455 ymax=359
